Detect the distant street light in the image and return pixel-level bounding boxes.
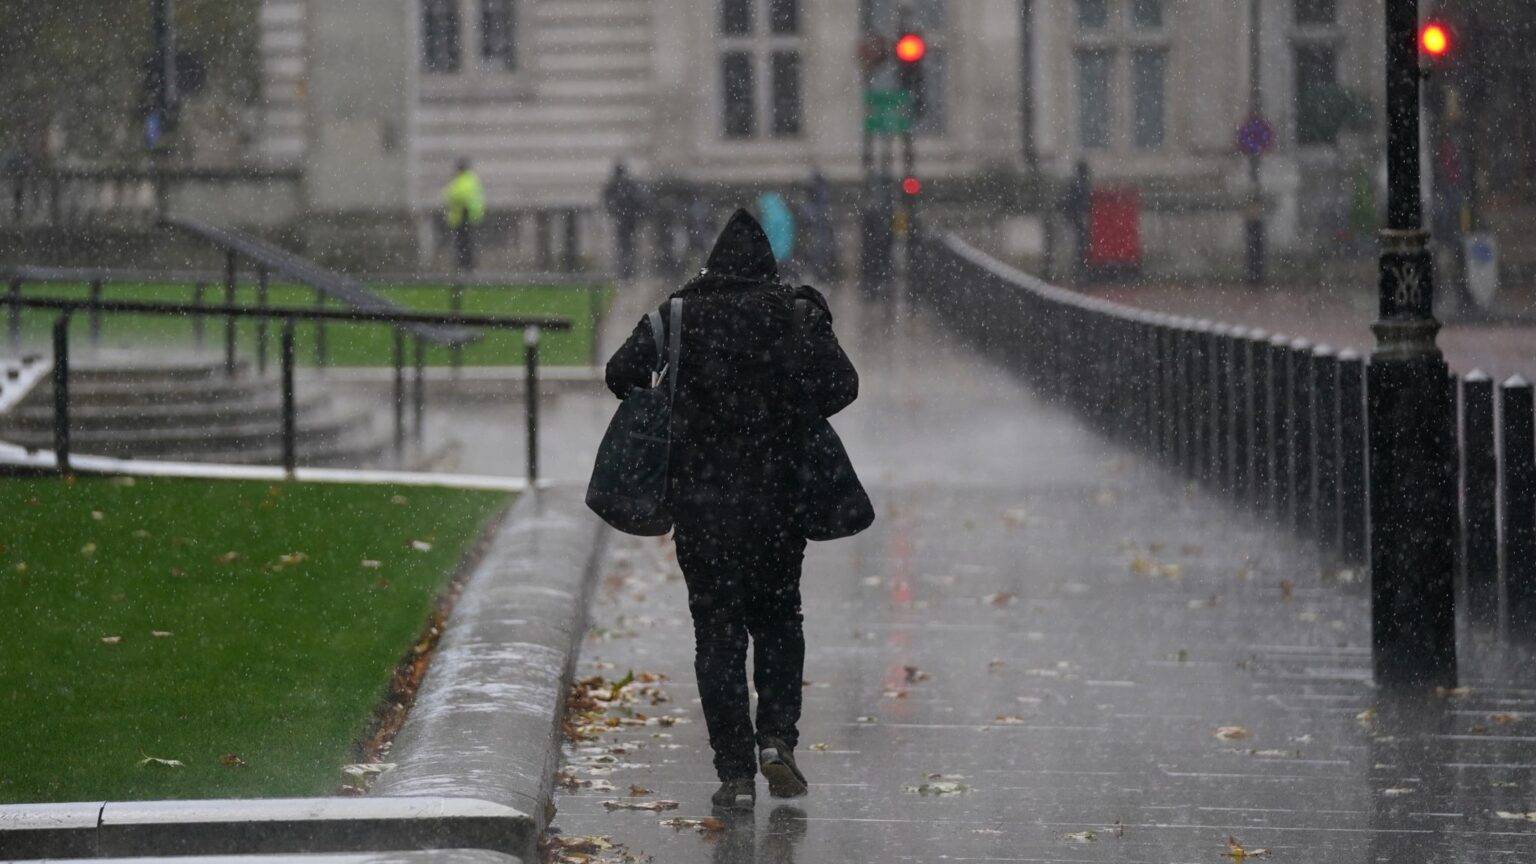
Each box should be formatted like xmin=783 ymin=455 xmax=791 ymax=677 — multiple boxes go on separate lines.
xmin=1367 ymin=0 xmax=1457 ymax=689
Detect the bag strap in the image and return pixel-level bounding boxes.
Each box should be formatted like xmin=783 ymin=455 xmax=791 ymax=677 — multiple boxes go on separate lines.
xmin=646 ymin=308 xmax=665 ymax=373
xmin=667 ymin=298 xmax=683 ymax=401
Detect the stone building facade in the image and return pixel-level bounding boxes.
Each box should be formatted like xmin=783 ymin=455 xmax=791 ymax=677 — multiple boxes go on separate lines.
xmin=259 ymin=0 xmax=1385 ymax=275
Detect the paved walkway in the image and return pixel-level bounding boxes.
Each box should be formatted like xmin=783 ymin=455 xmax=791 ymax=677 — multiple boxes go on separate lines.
xmin=547 ymin=291 xmax=1536 ymax=863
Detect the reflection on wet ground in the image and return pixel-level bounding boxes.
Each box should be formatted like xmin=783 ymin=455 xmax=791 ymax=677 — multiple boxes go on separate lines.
xmin=545 ymin=295 xmax=1536 ymax=863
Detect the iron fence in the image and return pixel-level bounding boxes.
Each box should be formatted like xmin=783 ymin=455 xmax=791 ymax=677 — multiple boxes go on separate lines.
xmin=912 ymin=232 xmax=1534 ymax=641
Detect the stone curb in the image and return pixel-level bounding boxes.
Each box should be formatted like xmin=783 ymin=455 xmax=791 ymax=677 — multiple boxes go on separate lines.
xmin=0 ymin=486 xmax=607 ymax=862
xmin=372 ymin=486 xmax=608 ymax=860
xmin=10 ymin=852 xmax=517 ymax=864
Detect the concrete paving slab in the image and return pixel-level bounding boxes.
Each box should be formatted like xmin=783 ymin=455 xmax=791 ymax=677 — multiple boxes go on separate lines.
xmin=373 ymin=486 xmax=609 ymax=862
xmin=10 ymin=850 xmax=519 ymax=864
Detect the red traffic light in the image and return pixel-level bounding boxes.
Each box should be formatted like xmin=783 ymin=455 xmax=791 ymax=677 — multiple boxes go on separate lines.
xmin=901 ymin=176 xmax=922 ymax=196
xmin=895 ymin=32 xmax=926 ymax=64
xmin=1421 ymin=22 xmax=1450 ymax=57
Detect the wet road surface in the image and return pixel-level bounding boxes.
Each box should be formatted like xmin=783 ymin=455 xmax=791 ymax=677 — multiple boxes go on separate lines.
xmin=547 ymin=293 xmax=1536 ymax=863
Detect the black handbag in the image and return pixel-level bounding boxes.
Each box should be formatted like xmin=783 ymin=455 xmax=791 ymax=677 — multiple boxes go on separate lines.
xmin=586 ymin=299 xmax=682 ymax=536
xmin=792 ymin=299 xmax=875 ymax=541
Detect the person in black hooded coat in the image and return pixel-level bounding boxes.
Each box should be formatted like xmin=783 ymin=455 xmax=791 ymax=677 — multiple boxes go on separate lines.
xmin=605 ymin=209 xmax=858 ymax=808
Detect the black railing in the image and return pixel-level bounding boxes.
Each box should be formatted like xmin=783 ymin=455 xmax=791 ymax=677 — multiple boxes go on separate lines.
xmin=912 ymin=233 xmax=1534 ymax=643
xmin=4 ymin=295 xmax=569 ymax=484
xmin=3 ymin=166 xmax=302 ymax=229
xmin=2 ymin=264 xmax=609 ymax=370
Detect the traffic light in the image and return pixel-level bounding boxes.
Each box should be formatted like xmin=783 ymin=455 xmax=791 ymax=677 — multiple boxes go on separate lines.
xmin=894 ymin=31 xmax=926 ymax=119
xmin=901 ymin=176 xmax=922 ymax=196
xmin=1420 ymin=21 xmax=1450 ymax=58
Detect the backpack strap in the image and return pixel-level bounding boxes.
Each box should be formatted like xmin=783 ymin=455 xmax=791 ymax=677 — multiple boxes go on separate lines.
xmin=667 ymin=298 xmax=683 ymax=401
xmin=646 ymin=308 xmax=665 ymax=373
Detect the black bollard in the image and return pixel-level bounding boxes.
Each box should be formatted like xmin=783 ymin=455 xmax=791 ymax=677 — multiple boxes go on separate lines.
xmin=1289 ymin=339 xmax=1314 ymax=534
xmin=1462 ymin=371 xmax=1498 ymax=629
xmin=1229 ymin=326 xmax=1251 ymax=499
xmin=1268 ymin=335 xmax=1293 ymax=519
xmin=1337 ymin=350 xmax=1368 ymax=565
xmin=1501 ymin=375 xmax=1535 ymax=640
xmin=1247 ymin=330 xmax=1271 ymax=512
xmin=1312 ymin=346 xmax=1341 ymax=553
xmin=1211 ymin=325 xmax=1232 ymax=489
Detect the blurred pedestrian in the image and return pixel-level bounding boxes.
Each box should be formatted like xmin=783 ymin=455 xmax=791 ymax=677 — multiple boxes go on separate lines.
xmin=604 ymin=210 xmax=859 ymax=810
xmin=604 ymin=161 xmax=645 ymax=281
xmin=802 ymin=169 xmax=840 ymax=283
xmin=1063 ymin=160 xmax=1093 ymax=281
xmin=441 ymin=158 xmax=486 ymax=273
xmin=757 ymin=191 xmax=796 ymax=276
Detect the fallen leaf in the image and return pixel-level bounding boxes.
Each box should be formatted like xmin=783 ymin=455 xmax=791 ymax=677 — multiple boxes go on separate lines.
xmin=81 ymin=542 xmax=97 ymax=556
xmin=219 ymin=753 xmax=247 ymax=768
xmin=993 ymin=715 xmax=1027 ymax=725
xmin=1280 ymin=579 xmax=1295 ymax=602
xmin=361 ymin=559 xmax=382 ymax=569
xmin=660 ymin=817 xmax=725 ymax=834
xmin=138 ymin=754 xmax=184 ymax=768
xmin=1491 ymin=713 xmax=1520 ymax=726
xmin=627 ymin=784 xmax=652 ymax=796
xmin=133 ymin=529 xmax=151 ymax=539
xmin=601 ymin=799 xmax=679 ymax=812
xmin=1494 ymin=811 xmax=1536 ymax=822
xmin=278 ymin=552 xmax=307 ymax=566
xmin=409 ymin=540 xmax=433 ymax=552
xmin=215 ymin=550 xmax=240 ymax=564
xmin=151 ymin=630 xmax=172 ymax=638
xmin=809 ymin=743 xmax=830 ymax=751
xmin=1129 ymin=555 xmax=1156 ymax=577
xmin=100 ymin=635 xmax=122 ymax=645
xmin=1222 ymin=835 xmax=1271 ymax=860
xmin=340 ymin=762 xmax=397 ymax=777
xmin=986 ymin=591 xmax=1016 ymax=607
xmin=391 ymin=494 xmax=409 ymax=506
xmin=91 ymin=510 xmax=104 ymax=521
xmin=1215 ymin=726 xmax=1251 ymax=741
xmin=1061 ymin=830 xmax=1097 ymax=843
xmin=904 ymin=666 xmax=931 ymax=683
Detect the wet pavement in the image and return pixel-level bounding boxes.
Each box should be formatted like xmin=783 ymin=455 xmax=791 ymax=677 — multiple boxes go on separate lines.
xmin=546 ymin=291 xmax=1536 ymax=863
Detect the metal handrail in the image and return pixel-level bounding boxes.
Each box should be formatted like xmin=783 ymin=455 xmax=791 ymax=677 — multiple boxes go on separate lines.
xmin=4 ymin=295 xmax=564 ymax=483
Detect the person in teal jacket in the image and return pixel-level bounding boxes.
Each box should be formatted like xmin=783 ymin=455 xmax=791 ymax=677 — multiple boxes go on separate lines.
xmin=756 ymin=191 xmax=795 ymax=269
xmin=442 ymin=158 xmax=487 ymax=272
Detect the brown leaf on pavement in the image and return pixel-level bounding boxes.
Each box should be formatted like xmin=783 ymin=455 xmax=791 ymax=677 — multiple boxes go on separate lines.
xmin=1222 ymin=835 xmax=1271 ymax=860
xmin=219 ymin=753 xmax=247 ymax=768
xmin=601 ymin=799 xmax=679 ymax=812
xmin=1214 ymin=726 xmax=1251 ymax=741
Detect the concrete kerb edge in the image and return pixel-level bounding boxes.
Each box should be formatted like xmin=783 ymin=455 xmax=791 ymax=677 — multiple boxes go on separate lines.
xmin=0 ymin=486 xmax=604 ymax=861
xmin=371 ymin=485 xmax=610 ymax=861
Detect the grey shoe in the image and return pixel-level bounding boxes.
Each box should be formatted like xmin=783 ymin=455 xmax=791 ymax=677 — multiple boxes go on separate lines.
xmin=758 ymin=738 xmax=808 ymax=798
xmin=711 ymin=777 xmax=756 ymax=810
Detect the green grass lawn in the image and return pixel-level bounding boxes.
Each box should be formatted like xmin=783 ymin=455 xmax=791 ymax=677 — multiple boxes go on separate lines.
xmin=0 ymin=474 xmax=510 ymax=803
xmin=8 ymin=282 xmax=609 ymax=367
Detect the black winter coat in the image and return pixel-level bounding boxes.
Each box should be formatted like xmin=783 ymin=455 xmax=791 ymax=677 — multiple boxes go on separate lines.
xmin=605 ymin=209 xmax=858 ymax=513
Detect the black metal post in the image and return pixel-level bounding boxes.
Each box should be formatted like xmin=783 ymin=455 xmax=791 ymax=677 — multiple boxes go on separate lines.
xmin=536 ymin=211 xmax=552 ymax=271
xmin=1191 ymin=323 xmax=1213 ymax=482
xmin=1313 ymin=346 xmax=1341 ymax=552
xmin=1268 ymin=334 xmax=1292 ymax=518
xmin=1501 ymin=375 xmax=1535 ymax=641
xmin=192 ymin=281 xmax=206 ymax=349
xmin=450 ymin=282 xmax=464 ymax=374
xmin=1248 ymin=330 xmax=1271 ymax=510
xmin=589 ymin=284 xmax=603 ymax=369
xmin=1368 ymin=0 xmax=1457 ymax=687
xmin=87 ymin=280 xmax=103 ymax=346
xmin=412 ymin=336 xmax=426 ymax=441
xmin=223 ymin=251 xmax=238 ymax=377
xmin=314 ymin=290 xmax=329 ymax=368
xmin=281 ymin=318 xmax=296 ymax=477
xmin=525 ymin=325 xmax=540 ymax=486
xmin=563 ymin=209 xmax=580 ymax=273
xmin=1211 ymin=325 xmax=1232 ymax=488
xmin=7 ymin=278 xmax=21 ymax=350
xmin=392 ymin=329 xmax=405 ymax=459
xmin=52 ymin=314 xmax=70 ymax=473
xmin=256 ymin=267 xmax=270 ymax=376
xmin=1338 ymin=350 xmax=1368 ymax=565
xmin=1229 ymin=326 xmax=1251 ymax=499
xmin=1461 ymin=371 xmax=1498 ymax=628
xmin=1289 ymin=339 xmax=1314 ymax=533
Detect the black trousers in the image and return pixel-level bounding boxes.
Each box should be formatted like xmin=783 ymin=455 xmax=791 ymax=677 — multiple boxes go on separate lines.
xmin=453 ymin=225 xmax=476 ymax=272
xmin=674 ymin=500 xmax=806 ymax=781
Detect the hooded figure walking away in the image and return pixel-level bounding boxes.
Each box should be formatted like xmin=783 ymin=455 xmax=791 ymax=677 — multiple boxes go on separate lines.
xmin=605 ymin=209 xmax=858 ymax=810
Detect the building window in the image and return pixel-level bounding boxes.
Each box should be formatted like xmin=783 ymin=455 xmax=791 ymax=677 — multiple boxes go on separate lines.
xmin=422 ymin=0 xmax=461 ymax=74
xmin=770 ymin=51 xmax=803 ymax=136
xmin=1295 ymin=44 xmax=1339 ymax=145
xmin=1077 ymin=49 xmax=1114 ymax=149
xmin=1131 ymin=0 xmax=1163 ymax=30
xmin=1131 ymin=49 xmax=1166 ymax=150
xmin=1077 ymin=0 xmax=1110 ymax=29
xmin=1295 ymin=0 xmax=1337 ymax=27
xmin=721 ymin=51 xmax=756 ymax=139
xmin=717 ymin=0 xmax=804 ymax=140
xmin=480 ymin=0 xmax=516 ymax=71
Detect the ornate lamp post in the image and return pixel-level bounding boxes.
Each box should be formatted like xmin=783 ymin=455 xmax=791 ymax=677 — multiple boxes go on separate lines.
xmin=1368 ymin=0 xmax=1458 ymax=688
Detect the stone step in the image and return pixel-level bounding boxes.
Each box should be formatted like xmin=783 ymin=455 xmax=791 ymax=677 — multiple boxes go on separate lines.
xmin=1 ymin=392 xmax=331 ymax=433
xmin=0 ymin=407 xmax=377 ymax=457
xmin=68 ymin=358 xmax=250 ymax=385
xmin=50 ymin=375 xmax=277 ymax=407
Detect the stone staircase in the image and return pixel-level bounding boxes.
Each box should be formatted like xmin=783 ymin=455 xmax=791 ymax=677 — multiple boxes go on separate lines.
xmin=0 ymin=357 xmax=392 ymax=467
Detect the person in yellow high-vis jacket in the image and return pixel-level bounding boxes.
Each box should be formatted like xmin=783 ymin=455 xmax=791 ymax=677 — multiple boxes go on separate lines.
xmin=442 ymin=158 xmax=487 ymax=272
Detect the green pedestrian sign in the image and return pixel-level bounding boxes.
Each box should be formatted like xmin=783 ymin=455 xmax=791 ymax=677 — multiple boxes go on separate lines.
xmin=865 ymin=89 xmax=913 ymax=135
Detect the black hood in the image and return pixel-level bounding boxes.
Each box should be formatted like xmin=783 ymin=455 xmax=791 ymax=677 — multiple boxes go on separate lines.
xmin=703 ymin=208 xmax=778 ymax=282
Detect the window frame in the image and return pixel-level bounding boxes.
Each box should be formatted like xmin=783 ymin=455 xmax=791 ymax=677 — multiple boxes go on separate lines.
xmin=1072 ymin=0 xmax=1172 ymax=154
xmin=714 ymin=0 xmax=806 ymax=141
